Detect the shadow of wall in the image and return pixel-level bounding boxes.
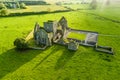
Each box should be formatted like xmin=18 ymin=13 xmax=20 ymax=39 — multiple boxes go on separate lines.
xmin=55 ymin=49 xmax=75 ymax=70
xmin=0 ymin=48 xmax=42 ymax=79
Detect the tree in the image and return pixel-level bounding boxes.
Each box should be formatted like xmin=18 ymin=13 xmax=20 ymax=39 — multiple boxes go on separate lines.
xmin=7 ymin=3 xmax=13 ymax=9
xmin=20 ymin=3 xmax=27 ymax=9
xmin=14 ymin=38 xmax=29 ymax=50
xmin=16 ymin=2 xmax=20 ymax=8
xmin=90 ymin=0 xmax=97 ymax=9
xmin=0 ymin=9 xmax=9 ymax=16
xmin=0 ymin=2 xmax=6 ymax=9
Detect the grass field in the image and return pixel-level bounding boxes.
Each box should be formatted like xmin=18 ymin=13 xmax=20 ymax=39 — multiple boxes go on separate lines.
xmin=9 ymin=5 xmax=67 ymax=13
xmin=62 ymin=4 xmax=89 ymax=10
xmin=0 ymin=3 xmax=120 ymax=80
xmin=68 ymin=32 xmax=86 ymax=40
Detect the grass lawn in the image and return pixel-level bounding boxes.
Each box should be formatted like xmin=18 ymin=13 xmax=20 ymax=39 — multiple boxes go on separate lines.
xmin=68 ymin=32 xmax=86 ymax=40
xmin=0 ymin=4 xmax=120 ymax=80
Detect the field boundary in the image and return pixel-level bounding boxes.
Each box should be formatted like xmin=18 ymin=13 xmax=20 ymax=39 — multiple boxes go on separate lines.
xmin=0 ymin=10 xmax=72 ymax=17
xmin=79 ymin=11 xmax=120 ymax=24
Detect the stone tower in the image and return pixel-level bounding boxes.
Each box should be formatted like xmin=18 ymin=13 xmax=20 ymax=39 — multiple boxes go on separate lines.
xmin=44 ymin=20 xmax=57 ymax=36
xmin=59 ymin=16 xmax=68 ymax=38
xmin=34 ymin=22 xmax=40 ymax=40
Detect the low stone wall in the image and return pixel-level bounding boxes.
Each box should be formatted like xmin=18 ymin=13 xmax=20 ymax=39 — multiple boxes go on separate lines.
xmin=30 ymin=46 xmax=47 ymax=50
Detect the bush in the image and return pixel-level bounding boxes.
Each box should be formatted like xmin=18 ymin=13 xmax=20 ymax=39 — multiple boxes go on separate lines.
xmin=0 ymin=2 xmax=6 ymax=9
xmin=14 ymin=38 xmax=29 ymax=50
xmin=7 ymin=3 xmax=13 ymax=9
xmin=0 ymin=9 xmax=9 ymax=16
xmin=16 ymin=2 xmax=20 ymax=8
xmin=20 ymin=3 xmax=27 ymax=9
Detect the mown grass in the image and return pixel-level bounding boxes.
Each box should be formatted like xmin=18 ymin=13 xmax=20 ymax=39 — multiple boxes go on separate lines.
xmin=0 ymin=4 xmax=120 ymax=80
xmin=68 ymin=32 xmax=86 ymax=40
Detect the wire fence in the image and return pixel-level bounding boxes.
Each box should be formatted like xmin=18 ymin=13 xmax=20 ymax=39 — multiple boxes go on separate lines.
xmin=99 ymin=34 xmax=120 ymax=38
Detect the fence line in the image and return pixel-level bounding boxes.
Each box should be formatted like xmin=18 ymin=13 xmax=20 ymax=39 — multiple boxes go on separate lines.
xmin=99 ymin=34 xmax=120 ymax=38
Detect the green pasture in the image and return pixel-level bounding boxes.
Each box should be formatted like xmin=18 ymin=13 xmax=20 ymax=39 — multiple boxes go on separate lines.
xmin=0 ymin=3 xmax=120 ymax=80
xmin=8 ymin=5 xmax=67 ymax=13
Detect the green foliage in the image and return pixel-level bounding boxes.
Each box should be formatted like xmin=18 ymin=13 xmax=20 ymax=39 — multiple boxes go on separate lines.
xmin=4 ymin=2 xmax=20 ymax=9
xmin=7 ymin=3 xmax=13 ymax=9
xmin=19 ymin=1 xmax=47 ymax=5
xmin=20 ymin=3 xmax=27 ymax=9
xmin=16 ymin=2 xmax=20 ymax=8
xmin=0 ymin=9 xmax=9 ymax=16
xmin=0 ymin=2 xmax=6 ymax=9
xmin=14 ymin=38 xmax=29 ymax=50
xmin=90 ymin=0 xmax=97 ymax=9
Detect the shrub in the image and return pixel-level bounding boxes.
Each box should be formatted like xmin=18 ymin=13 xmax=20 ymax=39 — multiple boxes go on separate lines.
xmin=14 ymin=38 xmax=29 ymax=50
xmin=0 ymin=9 xmax=9 ymax=16
xmin=16 ymin=2 xmax=20 ymax=8
xmin=20 ymin=3 xmax=27 ymax=9
xmin=7 ymin=3 xmax=13 ymax=9
xmin=0 ymin=2 xmax=6 ymax=9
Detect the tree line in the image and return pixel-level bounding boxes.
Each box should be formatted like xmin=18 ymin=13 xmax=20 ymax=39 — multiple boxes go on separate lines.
xmin=0 ymin=2 xmax=27 ymax=16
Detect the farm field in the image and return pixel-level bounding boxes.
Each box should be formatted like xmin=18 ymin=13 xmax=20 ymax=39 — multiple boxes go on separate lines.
xmin=83 ymin=4 xmax=120 ymax=21
xmin=0 ymin=3 xmax=120 ymax=80
xmin=63 ymin=4 xmax=120 ymax=21
xmin=9 ymin=5 xmax=67 ymax=13
xmin=62 ymin=4 xmax=89 ymax=10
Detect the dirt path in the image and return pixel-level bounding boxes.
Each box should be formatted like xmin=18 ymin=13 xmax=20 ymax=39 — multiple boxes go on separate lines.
xmin=25 ymin=29 xmax=34 ymax=41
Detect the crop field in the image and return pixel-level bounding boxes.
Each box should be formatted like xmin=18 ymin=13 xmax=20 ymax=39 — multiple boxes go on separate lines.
xmin=9 ymin=5 xmax=67 ymax=13
xmin=0 ymin=3 xmax=120 ymax=80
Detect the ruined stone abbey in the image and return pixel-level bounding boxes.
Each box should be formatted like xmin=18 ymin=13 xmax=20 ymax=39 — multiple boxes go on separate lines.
xmin=33 ymin=17 xmax=113 ymax=54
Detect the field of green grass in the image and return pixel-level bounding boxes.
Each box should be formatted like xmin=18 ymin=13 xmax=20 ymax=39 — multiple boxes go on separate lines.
xmin=68 ymin=32 xmax=86 ymax=40
xmin=62 ymin=4 xmax=89 ymax=10
xmin=63 ymin=3 xmax=120 ymax=21
xmin=0 ymin=3 xmax=120 ymax=80
xmin=82 ymin=3 xmax=120 ymax=22
xmin=9 ymin=5 xmax=67 ymax=13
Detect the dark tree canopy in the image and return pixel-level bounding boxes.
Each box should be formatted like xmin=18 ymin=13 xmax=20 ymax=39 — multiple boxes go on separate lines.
xmin=20 ymin=2 xmax=27 ymax=9
xmin=0 ymin=9 xmax=8 ymax=16
xmin=14 ymin=38 xmax=29 ymax=50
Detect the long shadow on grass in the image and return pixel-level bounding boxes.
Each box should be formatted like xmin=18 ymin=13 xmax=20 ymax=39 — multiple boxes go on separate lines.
xmin=32 ymin=45 xmax=60 ymax=70
xmin=0 ymin=48 xmax=43 ymax=79
xmin=55 ymin=49 xmax=75 ymax=70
